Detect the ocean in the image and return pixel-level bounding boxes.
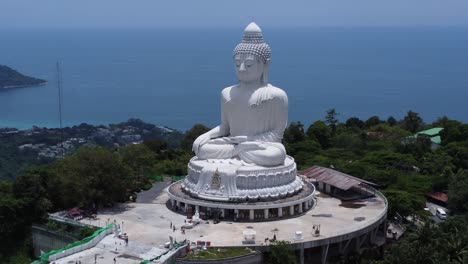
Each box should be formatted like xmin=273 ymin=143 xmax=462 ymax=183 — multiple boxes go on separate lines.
xmin=1 ymin=27 xmax=467 ymax=131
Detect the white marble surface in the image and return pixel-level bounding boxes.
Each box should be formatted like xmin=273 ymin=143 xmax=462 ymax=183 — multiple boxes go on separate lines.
xmin=184 ymin=23 xmax=301 ymax=201
xmin=192 ymin=22 xmax=287 ymax=167
xmin=182 ymin=156 xmax=303 ymax=201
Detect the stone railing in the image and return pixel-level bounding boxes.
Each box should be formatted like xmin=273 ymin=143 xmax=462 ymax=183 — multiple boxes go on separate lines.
xmin=286 ymin=187 xmax=388 ymax=248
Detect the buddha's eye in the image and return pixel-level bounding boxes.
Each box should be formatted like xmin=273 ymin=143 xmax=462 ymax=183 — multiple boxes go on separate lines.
xmin=245 ymin=59 xmax=254 ymax=67
xmin=235 ymin=60 xmax=241 ymax=67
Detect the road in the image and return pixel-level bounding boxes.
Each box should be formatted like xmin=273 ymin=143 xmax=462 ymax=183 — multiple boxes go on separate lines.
xmin=136 ymin=182 xmax=171 ymax=204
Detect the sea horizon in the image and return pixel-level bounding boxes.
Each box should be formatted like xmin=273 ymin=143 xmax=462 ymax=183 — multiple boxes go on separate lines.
xmin=1 ymin=26 xmax=467 ymax=131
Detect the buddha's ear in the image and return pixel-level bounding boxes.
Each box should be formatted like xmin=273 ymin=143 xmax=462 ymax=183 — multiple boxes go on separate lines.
xmin=262 ymin=59 xmax=270 ymax=84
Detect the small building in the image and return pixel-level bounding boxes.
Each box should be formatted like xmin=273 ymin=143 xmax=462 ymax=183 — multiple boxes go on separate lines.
xmin=426 ymin=192 xmax=448 ymax=207
xmin=66 ymin=207 xmax=84 ymax=220
xmin=366 ymin=131 xmax=385 ymax=138
xmin=300 ymin=165 xmax=378 ymax=201
xmin=402 ymin=127 xmax=444 ymax=150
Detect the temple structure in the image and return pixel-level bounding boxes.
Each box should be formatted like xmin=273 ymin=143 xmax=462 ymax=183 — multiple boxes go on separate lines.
xmin=168 ymin=22 xmax=315 ymax=221
xmin=40 ymin=23 xmax=388 ymax=264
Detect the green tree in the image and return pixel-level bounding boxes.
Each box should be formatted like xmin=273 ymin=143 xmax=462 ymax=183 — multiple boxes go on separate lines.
xmin=119 ymin=144 xmax=155 ymax=175
xmin=285 ymin=140 xmax=321 ymax=166
xmin=374 ymin=217 xmax=468 ymax=264
xmin=269 ymin=240 xmax=297 ymax=264
xmin=402 ymin=110 xmax=423 ymax=133
xmin=306 ymin=121 xmax=332 ymax=149
xmin=0 ymin=182 xmax=27 ymax=258
xmin=152 ymin=159 xmax=187 ymax=176
xmin=386 ymin=116 xmax=398 ymax=126
xmin=345 ymin=117 xmax=365 ymax=129
xmin=334 ymin=133 xmax=365 ymax=153
xmin=361 ymin=150 xmax=417 ymax=171
xmin=118 ymin=144 xmax=156 ymax=190
xmin=443 ymin=141 xmax=468 ymax=170
xmin=143 ymin=139 xmax=168 ymax=154
xmin=365 ymin=116 xmax=381 ymax=128
xmin=325 ymin=108 xmax=339 ymax=133
xmin=383 ymin=190 xmax=425 ymax=217
xmin=448 ymin=170 xmax=468 ymax=214
xmin=181 ymin=124 xmax=210 ymax=151
xmin=13 ymin=169 xmax=55 ymax=222
xmin=283 ymin=121 xmax=305 ymax=143
xmin=57 ymin=146 xmax=132 ymax=209
xmin=434 ymin=117 xmax=468 ymax=144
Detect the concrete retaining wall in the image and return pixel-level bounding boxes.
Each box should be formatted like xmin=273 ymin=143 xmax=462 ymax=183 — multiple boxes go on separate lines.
xmin=176 ymin=252 xmax=262 ymax=264
xmin=47 ymin=226 xmax=113 ymax=262
xmin=32 ymin=225 xmax=77 ymax=258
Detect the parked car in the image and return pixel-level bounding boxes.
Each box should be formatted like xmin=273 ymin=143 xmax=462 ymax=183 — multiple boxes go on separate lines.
xmin=436 ymin=208 xmax=447 ymax=220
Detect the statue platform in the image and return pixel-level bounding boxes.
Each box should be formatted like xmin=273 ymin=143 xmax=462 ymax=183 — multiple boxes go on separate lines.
xmin=182 ymin=156 xmax=304 ymax=202
xmin=169 ymin=178 xmax=315 ymax=221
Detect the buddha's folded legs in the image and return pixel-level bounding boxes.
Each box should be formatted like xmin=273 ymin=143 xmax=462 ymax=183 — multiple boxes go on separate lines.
xmin=197 ymin=143 xmax=236 ymax=160
xmin=197 ymin=141 xmax=286 ymax=167
xmin=237 ymin=142 xmax=286 ymax=166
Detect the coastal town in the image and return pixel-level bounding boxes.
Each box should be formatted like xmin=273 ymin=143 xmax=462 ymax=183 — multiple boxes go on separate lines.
xmin=2 ymin=119 xmax=181 ymax=161
xmin=0 ymin=119 xmax=183 ymax=180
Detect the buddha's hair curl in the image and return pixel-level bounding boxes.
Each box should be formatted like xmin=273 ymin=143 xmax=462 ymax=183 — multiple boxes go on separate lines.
xmin=233 ymin=43 xmax=271 ymax=64
xmin=233 ymin=26 xmax=271 ymax=64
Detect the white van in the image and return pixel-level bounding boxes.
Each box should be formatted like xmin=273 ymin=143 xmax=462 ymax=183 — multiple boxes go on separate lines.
xmin=436 ymin=208 xmax=447 ymax=220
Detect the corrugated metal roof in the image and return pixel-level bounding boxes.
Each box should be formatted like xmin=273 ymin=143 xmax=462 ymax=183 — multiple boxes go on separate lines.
xmin=431 ymin=135 xmax=441 ymax=144
xmin=299 ymin=165 xmax=377 ymax=190
xmin=426 ymin=192 xmax=448 ymax=203
xmin=416 ymin=127 xmax=443 ymax=137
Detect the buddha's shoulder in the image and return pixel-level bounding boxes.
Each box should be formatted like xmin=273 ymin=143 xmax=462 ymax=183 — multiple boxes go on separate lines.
xmin=262 ymin=84 xmax=287 ymax=100
xmin=250 ymin=84 xmax=288 ymax=106
xmin=221 ymin=85 xmax=238 ymax=101
xmin=221 ymin=85 xmax=235 ymax=95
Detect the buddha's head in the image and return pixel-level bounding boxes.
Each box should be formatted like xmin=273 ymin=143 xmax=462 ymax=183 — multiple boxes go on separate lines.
xmin=233 ymin=22 xmax=271 ymax=84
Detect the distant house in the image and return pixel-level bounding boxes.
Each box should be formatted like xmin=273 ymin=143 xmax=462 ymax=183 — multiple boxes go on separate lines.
xmin=366 ymin=131 xmax=385 ymax=138
xmin=426 ymin=192 xmax=448 ymax=207
xmin=300 ymin=165 xmax=378 ymax=201
xmin=66 ymin=207 xmax=84 ymax=220
xmin=402 ymin=127 xmax=444 ymax=150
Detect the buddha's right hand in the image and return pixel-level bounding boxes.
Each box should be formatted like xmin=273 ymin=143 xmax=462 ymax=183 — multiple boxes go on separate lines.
xmin=192 ymin=133 xmax=211 ymax=154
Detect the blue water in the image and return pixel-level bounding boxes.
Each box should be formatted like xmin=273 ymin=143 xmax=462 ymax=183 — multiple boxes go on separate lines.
xmin=1 ymin=27 xmax=467 ymax=131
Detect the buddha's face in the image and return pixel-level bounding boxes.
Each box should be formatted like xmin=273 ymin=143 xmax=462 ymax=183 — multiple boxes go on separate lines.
xmin=234 ymin=53 xmax=265 ymax=83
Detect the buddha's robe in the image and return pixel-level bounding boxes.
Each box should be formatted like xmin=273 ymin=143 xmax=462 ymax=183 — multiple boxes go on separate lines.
xmin=197 ymin=84 xmax=287 ymax=166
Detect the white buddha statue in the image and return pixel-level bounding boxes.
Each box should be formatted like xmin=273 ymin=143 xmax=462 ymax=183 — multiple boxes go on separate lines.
xmin=183 ymin=23 xmax=303 ymax=202
xmin=192 ymin=22 xmax=287 ymax=167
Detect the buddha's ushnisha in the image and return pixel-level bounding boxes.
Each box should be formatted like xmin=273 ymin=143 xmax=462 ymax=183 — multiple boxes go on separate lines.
xmin=192 ymin=22 xmax=287 ymax=167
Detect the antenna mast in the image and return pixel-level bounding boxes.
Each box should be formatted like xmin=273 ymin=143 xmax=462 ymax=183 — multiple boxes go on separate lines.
xmin=56 ymin=62 xmax=65 ymax=159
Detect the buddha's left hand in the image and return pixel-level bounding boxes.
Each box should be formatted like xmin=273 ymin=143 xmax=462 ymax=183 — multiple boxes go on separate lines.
xmin=209 ymin=136 xmax=248 ymax=144
xmin=228 ymin=136 xmax=248 ymax=144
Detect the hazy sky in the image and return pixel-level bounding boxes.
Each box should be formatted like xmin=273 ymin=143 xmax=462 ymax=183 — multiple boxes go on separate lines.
xmin=1 ymin=0 xmax=468 ymax=28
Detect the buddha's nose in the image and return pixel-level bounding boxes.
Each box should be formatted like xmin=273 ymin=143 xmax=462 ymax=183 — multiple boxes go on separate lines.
xmin=239 ymin=62 xmax=246 ymax=71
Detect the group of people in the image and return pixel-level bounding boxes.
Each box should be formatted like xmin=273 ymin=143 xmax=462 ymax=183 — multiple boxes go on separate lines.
xmin=170 ymin=221 xmax=187 ymax=234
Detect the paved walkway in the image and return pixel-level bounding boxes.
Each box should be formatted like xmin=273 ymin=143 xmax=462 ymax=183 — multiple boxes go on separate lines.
xmin=137 ymin=182 xmax=171 ymax=204
xmin=57 ymin=184 xmax=386 ymax=262
xmin=54 ymin=235 xmax=166 ymax=264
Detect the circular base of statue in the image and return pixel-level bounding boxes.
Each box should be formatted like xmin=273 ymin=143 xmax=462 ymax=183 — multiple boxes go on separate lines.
xmin=182 ymin=156 xmax=303 ymax=202
xmin=168 ymin=180 xmax=315 ymax=221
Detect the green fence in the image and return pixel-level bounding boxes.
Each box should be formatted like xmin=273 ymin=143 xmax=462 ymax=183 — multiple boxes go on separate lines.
xmin=171 ymin=176 xmax=185 ymax=182
xmin=147 ymin=175 xmax=185 ymax=182
xmin=148 ymin=175 xmax=164 ymax=182
xmin=32 ymin=224 xmax=114 ymax=264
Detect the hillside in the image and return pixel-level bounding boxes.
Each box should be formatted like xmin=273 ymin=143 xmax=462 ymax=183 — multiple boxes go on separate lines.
xmin=0 ymin=118 xmax=184 ymax=181
xmin=0 ymin=64 xmax=47 ymax=89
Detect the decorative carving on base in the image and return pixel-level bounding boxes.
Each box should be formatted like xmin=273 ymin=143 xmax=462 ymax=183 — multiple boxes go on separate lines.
xmin=181 ymin=156 xmax=303 ymax=202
